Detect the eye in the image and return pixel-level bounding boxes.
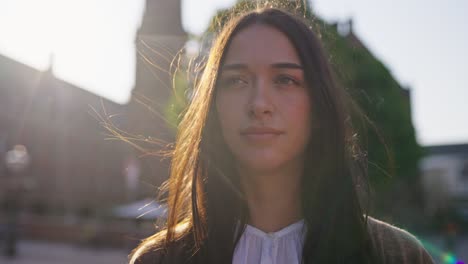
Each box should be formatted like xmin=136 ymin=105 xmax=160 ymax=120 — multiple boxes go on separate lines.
xmin=274 ymin=75 xmax=301 ymax=87
xmin=219 ymin=76 xmax=248 ymax=89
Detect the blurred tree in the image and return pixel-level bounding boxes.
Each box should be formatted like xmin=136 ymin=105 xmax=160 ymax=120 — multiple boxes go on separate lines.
xmin=164 ymin=70 xmax=189 ymax=131
xmin=320 ymin=21 xmax=425 ymax=225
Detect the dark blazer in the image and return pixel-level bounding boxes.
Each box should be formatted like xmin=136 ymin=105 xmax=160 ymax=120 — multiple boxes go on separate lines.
xmin=133 ymin=217 xmax=435 ymax=264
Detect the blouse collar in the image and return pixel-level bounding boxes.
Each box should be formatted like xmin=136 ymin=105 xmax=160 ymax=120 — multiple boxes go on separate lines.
xmin=244 ymin=219 xmax=306 ymax=240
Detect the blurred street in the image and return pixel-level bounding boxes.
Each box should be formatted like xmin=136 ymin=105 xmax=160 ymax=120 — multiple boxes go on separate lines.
xmin=0 ymin=240 xmax=128 ymax=264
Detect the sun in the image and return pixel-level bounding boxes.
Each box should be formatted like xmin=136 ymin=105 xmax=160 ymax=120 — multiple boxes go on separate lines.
xmin=0 ymin=0 xmax=145 ymax=104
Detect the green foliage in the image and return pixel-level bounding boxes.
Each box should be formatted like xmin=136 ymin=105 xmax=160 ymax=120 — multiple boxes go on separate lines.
xmin=208 ymin=0 xmax=312 ymax=33
xmin=164 ymin=71 xmax=189 ymax=132
xmin=321 ymin=25 xmax=424 ymax=181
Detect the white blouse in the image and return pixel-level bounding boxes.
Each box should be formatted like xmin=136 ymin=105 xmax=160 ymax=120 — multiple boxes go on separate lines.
xmin=233 ymin=219 xmax=306 ymax=264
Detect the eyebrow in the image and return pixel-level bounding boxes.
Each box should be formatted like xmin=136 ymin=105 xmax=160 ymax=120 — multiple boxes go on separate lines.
xmin=221 ymin=62 xmax=303 ymax=71
xmin=272 ymin=63 xmax=303 ymax=69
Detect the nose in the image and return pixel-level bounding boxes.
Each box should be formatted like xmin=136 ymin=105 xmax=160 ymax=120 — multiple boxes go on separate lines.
xmin=247 ymin=78 xmax=274 ymax=119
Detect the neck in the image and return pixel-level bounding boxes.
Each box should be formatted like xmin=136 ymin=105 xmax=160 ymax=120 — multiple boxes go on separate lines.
xmin=238 ymin=162 xmax=303 ymax=233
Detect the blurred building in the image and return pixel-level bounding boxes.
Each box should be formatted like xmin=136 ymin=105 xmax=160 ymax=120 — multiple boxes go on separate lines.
xmin=0 ymin=57 xmax=128 ymax=215
xmin=420 ymin=143 xmax=468 ymax=217
xmin=0 ymin=0 xmax=186 ymax=218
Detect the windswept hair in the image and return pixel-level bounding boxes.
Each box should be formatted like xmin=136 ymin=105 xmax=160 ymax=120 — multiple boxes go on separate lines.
xmin=130 ymin=6 xmax=378 ymax=264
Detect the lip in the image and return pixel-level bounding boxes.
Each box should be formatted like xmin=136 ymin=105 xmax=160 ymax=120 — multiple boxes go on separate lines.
xmin=240 ymin=126 xmax=284 ymax=135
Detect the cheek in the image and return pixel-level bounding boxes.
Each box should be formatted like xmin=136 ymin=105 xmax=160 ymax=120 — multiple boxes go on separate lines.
xmin=216 ymin=95 xmax=229 ymax=127
xmin=215 ymin=95 xmax=238 ymax=140
xmin=286 ymin=96 xmax=312 ymax=140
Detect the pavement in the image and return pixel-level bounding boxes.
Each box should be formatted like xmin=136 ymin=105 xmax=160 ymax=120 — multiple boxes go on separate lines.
xmin=0 ymin=240 xmax=129 ymax=264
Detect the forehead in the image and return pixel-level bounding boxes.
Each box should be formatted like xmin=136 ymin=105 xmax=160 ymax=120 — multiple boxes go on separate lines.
xmin=222 ymin=24 xmax=301 ymax=66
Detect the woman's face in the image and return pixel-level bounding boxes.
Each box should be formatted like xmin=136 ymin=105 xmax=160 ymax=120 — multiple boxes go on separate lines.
xmin=215 ymin=24 xmax=311 ymax=173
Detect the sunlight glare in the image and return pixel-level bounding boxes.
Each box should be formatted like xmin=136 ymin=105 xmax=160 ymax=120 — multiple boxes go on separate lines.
xmin=0 ymin=0 xmax=145 ymax=104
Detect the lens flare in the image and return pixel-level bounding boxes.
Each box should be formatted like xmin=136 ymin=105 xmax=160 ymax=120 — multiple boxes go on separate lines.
xmin=419 ymin=238 xmax=464 ymax=264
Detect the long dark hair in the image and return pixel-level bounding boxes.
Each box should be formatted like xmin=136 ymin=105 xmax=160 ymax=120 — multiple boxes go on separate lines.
xmin=130 ymin=7 xmax=378 ymax=264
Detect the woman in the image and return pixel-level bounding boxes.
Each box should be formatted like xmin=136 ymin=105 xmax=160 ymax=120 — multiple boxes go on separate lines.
xmin=130 ymin=7 xmax=435 ymax=264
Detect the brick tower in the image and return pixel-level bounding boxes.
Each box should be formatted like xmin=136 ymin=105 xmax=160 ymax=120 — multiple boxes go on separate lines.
xmin=127 ymin=0 xmax=187 ymax=189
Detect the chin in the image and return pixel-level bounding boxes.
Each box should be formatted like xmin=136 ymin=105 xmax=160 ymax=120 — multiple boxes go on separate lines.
xmin=237 ymin=156 xmax=285 ymax=173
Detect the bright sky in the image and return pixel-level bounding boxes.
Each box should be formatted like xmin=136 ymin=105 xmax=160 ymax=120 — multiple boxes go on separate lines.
xmin=0 ymin=0 xmax=145 ymax=104
xmin=0 ymin=0 xmax=467 ymax=146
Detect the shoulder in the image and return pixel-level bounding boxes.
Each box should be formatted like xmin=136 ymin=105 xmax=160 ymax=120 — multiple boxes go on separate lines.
xmin=131 ymin=243 xmax=193 ymax=264
xmin=366 ymin=216 xmax=435 ymax=264
xmin=132 ymin=247 xmax=165 ymax=264
xmin=130 ymin=235 xmax=196 ymax=264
